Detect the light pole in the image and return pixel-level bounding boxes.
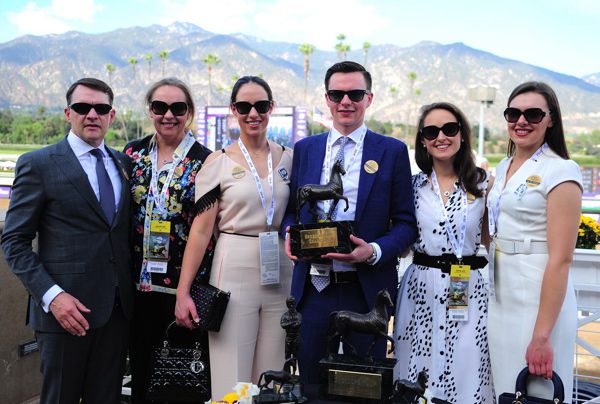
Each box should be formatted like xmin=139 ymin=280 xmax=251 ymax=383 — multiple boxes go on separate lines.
xmin=468 ymin=86 xmax=496 ymax=158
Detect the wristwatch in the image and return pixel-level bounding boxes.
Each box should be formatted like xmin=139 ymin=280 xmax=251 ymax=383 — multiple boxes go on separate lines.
xmin=365 ymin=243 xmax=377 ymax=265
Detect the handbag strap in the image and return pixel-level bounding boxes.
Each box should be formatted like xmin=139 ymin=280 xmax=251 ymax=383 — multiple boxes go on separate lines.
xmin=514 ymin=367 xmax=565 ymax=403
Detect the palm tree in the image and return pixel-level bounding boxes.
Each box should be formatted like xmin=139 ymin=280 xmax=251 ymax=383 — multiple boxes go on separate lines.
xmin=362 ymin=42 xmax=371 ymax=66
xmin=144 ymin=53 xmax=153 ymax=81
xmin=105 ymin=63 xmax=116 ymax=85
xmin=158 ymin=50 xmax=169 ymax=77
xmin=406 ymin=71 xmax=418 ymax=133
xmin=335 ymin=33 xmax=346 ymax=61
xmin=202 ymin=53 xmax=220 ymax=106
xmin=341 ymin=44 xmax=351 ymax=60
xmin=128 ymin=57 xmax=139 ymax=81
xmin=298 ymin=43 xmax=315 ymax=104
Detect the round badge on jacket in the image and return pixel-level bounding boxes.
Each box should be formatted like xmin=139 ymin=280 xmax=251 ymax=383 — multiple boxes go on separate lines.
xmin=364 ymin=160 xmax=379 ymax=174
xmin=232 ymin=166 xmax=246 ymax=179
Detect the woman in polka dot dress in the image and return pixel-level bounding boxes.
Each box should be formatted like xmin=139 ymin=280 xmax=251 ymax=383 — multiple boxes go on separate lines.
xmin=393 ymin=102 xmax=495 ymax=403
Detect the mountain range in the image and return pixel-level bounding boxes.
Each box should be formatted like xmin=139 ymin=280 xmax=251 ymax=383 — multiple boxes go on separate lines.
xmin=1 ymin=22 xmax=599 ymax=133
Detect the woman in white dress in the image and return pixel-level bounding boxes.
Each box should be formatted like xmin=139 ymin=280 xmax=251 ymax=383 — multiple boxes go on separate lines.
xmin=487 ymin=82 xmax=582 ymax=402
xmin=394 ymin=102 xmax=494 ymax=403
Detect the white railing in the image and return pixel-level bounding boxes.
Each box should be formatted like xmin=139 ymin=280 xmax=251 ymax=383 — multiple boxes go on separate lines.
xmin=572 ymin=248 xmax=600 ymax=403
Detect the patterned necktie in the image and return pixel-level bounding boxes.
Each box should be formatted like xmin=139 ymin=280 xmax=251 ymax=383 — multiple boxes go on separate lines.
xmin=311 ymin=136 xmax=351 ymax=293
xmin=90 ymin=148 xmax=116 ymax=224
xmin=330 ymin=136 xmax=350 ymax=221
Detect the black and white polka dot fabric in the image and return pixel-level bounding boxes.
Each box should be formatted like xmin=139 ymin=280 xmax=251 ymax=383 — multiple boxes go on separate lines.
xmin=393 ymin=172 xmax=495 ymax=403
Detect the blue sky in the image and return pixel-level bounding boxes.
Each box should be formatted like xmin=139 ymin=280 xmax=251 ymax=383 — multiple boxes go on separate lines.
xmin=1 ymin=0 xmax=599 ymax=77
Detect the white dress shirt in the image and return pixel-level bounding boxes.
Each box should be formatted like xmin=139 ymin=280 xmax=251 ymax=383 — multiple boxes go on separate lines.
xmin=318 ymin=124 xmax=381 ymax=269
xmin=41 ymin=132 xmax=122 ymax=312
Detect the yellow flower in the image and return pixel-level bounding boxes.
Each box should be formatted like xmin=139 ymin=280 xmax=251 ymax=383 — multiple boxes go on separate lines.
xmin=577 ymin=214 xmax=600 ymax=249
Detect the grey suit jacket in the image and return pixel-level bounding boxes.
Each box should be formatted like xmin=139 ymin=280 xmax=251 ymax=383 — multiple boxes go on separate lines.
xmin=1 ymin=137 xmax=133 ymax=332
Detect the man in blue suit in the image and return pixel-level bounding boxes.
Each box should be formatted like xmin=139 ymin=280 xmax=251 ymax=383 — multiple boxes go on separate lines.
xmin=283 ymin=61 xmax=417 ymax=383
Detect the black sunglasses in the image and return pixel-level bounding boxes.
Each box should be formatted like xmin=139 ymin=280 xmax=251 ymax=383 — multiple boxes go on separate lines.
xmin=326 ymin=89 xmax=369 ymax=103
xmin=233 ymin=100 xmax=272 ymax=114
xmin=150 ymin=101 xmax=189 ymax=116
xmin=503 ymin=107 xmax=549 ymax=124
xmin=420 ymin=122 xmax=461 ymax=140
xmin=69 ymin=103 xmax=112 ymax=115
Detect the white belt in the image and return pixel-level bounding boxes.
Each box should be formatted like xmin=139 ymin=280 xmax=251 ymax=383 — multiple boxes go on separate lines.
xmin=494 ymin=237 xmax=548 ymax=254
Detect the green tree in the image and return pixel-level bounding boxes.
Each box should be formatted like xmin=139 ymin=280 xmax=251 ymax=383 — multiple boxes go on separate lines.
xmin=298 ymin=43 xmax=315 ymax=104
xmin=158 ymin=50 xmax=169 ymax=77
xmin=406 ymin=71 xmax=417 ymax=127
xmin=105 ymin=63 xmax=116 ymax=85
xmin=144 ymin=53 xmax=153 ymax=81
xmin=335 ymin=33 xmax=346 ymax=61
xmin=362 ymin=42 xmax=371 ymax=66
xmin=128 ymin=57 xmax=139 ymax=81
xmin=203 ymin=54 xmax=221 ymax=106
xmin=341 ymin=44 xmax=350 ymax=60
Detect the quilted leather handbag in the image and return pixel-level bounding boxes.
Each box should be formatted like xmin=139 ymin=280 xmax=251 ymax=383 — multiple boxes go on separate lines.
xmin=190 ymin=279 xmax=230 ymax=332
xmin=147 ymin=321 xmax=211 ymax=402
xmin=499 ymin=367 xmax=566 ymax=404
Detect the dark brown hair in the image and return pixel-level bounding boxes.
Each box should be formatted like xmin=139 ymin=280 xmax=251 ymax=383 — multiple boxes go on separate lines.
xmin=324 ymin=61 xmax=372 ymax=91
xmin=506 ymin=81 xmax=569 ymax=159
xmin=414 ymin=102 xmax=486 ymax=197
xmin=66 ymin=77 xmax=114 ymax=105
xmin=230 ymin=76 xmax=273 ymax=104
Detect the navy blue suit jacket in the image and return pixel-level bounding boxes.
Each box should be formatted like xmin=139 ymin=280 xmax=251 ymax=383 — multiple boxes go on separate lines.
xmin=282 ymin=130 xmax=417 ymax=309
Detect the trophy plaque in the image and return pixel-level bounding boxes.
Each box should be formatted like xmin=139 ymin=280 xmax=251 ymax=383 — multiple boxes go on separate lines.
xmin=290 ymin=160 xmax=354 ymax=258
xmin=319 ymin=289 xmax=397 ymax=403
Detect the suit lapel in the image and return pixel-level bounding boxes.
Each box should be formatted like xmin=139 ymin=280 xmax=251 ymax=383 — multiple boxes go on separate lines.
xmin=299 ymin=135 xmax=327 ymax=224
xmin=306 ymin=135 xmax=327 ymax=184
xmin=106 ymin=147 xmax=129 ymax=227
xmin=355 ymin=130 xmax=384 ymax=222
xmin=50 ymin=138 xmax=108 ymax=224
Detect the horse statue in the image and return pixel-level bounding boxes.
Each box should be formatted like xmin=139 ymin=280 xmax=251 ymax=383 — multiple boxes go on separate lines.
xmin=257 ymin=357 xmax=300 ymax=394
xmin=389 ymin=370 xmax=428 ymax=404
xmin=327 ymin=289 xmax=395 ymax=358
xmin=296 ymin=159 xmax=349 ymax=222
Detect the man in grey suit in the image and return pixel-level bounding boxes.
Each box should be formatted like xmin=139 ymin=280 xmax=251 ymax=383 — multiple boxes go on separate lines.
xmin=1 ymin=77 xmax=133 ymax=404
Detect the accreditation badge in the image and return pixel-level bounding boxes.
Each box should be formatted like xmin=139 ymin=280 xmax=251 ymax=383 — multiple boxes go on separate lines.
xmin=146 ymin=220 xmax=171 ymax=273
xmin=259 ymin=231 xmax=280 ymax=285
xmin=448 ymin=264 xmax=470 ymax=322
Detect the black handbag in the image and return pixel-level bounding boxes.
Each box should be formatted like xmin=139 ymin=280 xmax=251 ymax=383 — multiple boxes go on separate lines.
xmin=147 ymin=321 xmax=211 ymax=402
xmin=499 ymin=367 xmax=566 ymax=404
xmin=190 ymin=278 xmax=230 ymax=332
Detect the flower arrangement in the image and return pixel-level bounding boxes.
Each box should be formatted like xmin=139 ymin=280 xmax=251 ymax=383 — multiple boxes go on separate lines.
xmin=577 ymin=215 xmax=600 ymax=249
xmin=207 ymin=382 xmax=260 ymax=404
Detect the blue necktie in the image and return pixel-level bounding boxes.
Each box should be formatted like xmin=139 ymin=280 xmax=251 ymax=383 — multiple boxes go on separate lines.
xmin=90 ymin=148 xmax=116 ymax=224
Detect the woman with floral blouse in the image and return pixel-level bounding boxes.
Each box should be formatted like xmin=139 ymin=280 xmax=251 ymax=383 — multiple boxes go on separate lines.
xmin=124 ymin=77 xmax=214 ymax=403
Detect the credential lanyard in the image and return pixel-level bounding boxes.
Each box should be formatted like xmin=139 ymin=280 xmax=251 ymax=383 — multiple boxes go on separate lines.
xmin=431 ymin=170 xmax=468 ymax=259
xmin=148 ymin=131 xmax=196 ymax=217
xmin=487 ymin=142 xmax=548 ymax=237
xmin=322 ymin=128 xmax=366 ymax=215
xmin=238 ymin=139 xmax=275 ymax=229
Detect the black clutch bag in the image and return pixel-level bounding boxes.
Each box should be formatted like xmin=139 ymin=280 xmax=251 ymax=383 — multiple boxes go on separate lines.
xmin=499 ymin=367 xmax=566 ymax=404
xmin=147 ymin=321 xmax=210 ymax=402
xmin=190 ymin=278 xmax=230 ymax=332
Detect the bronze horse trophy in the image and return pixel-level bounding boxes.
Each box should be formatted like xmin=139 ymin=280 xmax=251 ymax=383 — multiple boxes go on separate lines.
xmin=327 ymin=289 xmax=395 ymax=359
xmin=296 ymin=159 xmax=348 ymax=223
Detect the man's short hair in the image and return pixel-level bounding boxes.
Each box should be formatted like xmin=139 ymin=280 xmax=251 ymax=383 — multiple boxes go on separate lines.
xmin=66 ymin=78 xmax=114 ymax=105
xmin=324 ymin=61 xmax=372 ymax=91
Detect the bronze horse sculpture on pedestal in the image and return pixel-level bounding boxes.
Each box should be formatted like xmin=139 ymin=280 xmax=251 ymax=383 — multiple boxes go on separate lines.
xmin=327 ymin=289 xmax=395 ymax=358
xmin=257 ymin=357 xmax=300 ymax=393
xmin=296 ymin=159 xmax=348 ymax=222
